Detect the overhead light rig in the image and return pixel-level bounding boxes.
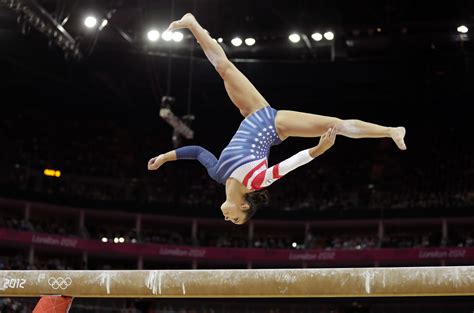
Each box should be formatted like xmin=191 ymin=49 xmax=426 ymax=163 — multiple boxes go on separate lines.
xmin=0 ymin=0 xmax=81 ymax=60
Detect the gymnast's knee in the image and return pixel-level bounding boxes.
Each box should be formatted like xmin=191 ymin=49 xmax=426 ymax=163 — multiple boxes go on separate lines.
xmin=324 ymin=118 xmax=343 ymax=133
xmin=334 ymin=119 xmax=361 ymax=136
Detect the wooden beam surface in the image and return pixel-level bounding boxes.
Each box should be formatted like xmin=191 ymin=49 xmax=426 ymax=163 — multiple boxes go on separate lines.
xmin=2 ymin=267 xmax=474 ymax=298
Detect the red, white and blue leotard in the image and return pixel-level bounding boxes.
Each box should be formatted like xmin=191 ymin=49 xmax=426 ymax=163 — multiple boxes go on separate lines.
xmin=229 ymin=149 xmax=313 ymax=190
xmin=175 ymin=106 xmax=314 ymax=189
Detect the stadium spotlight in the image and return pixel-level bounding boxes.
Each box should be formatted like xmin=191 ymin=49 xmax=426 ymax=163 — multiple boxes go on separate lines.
xmin=457 ymin=25 xmax=469 ymax=33
xmin=311 ymin=32 xmax=323 ymax=41
xmin=84 ymin=16 xmax=97 ymax=28
xmin=113 ymin=237 xmax=119 ymax=243
xmin=217 ymin=37 xmax=223 ymax=43
xmin=147 ymin=29 xmax=160 ymax=42
xmin=119 ymin=237 xmax=125 ymax=243
xmin=99 ymin=19 xmax=108 ymax=30
xmin=324 ymin=31 xmax=335 ymax=40
xmin=162 ymin=30 xmax=173 ymax=41
xmin=172 ymin=31 xmax=184 ymax=42
xmin=289 ymin=33 xmax=300 ymax=43
xmin=245 ymin=38 xmax=256 ymax=46
xmin=101 ymin=237 xmax=108 ymax=243
xmin=292 ymin=242 xmax=297 ymax=248
xmin=231 ymin=37 xmax=242 ymax=46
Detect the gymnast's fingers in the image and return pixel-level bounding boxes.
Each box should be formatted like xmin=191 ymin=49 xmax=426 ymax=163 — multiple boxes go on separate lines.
xmin=147 ymin=158 xmax=156 ymax=170
xmin=322 ymin=127 xmax=330 ymax=137
xmin=330 ymin=127 xmax=336 ymax=141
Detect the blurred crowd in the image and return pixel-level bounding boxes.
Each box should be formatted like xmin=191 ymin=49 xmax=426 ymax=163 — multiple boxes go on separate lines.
xmin=0 ymin=289 xmax=361 ymax=313
xmin=0 ymin=298 xmax=30 ymax=313
xmin=1 ymin=111 xmax=473 ymax=214
xmin=2 ymin=215 xmax=474 ymax=250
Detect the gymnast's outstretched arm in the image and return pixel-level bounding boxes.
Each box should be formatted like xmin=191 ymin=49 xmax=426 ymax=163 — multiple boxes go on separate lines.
xmin=248 ymin=127 xmax=337 ymax=190
xmin=148 ymin=151 xmax=176 ymax=171
xmin=148 ymin=146 xmax=218 ymax=180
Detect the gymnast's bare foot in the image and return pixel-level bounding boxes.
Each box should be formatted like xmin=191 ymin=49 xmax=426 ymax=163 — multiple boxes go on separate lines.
xmin=167 ymin=13 xmax=196 ymax=32
xmin=390 ymin=126 xmax=407 ymax=150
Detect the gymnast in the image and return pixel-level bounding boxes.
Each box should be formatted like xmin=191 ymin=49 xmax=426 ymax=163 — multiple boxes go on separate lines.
xmin=148 ymin=13 xmax=406 ymax=225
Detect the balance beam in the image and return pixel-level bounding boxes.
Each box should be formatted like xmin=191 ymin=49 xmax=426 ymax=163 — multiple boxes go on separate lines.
xmin=1 ymin=267 xmax=474 ymax=298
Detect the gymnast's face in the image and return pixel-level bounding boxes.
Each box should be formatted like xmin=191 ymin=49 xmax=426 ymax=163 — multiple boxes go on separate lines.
xmin=220 ymin=200 xmax=248 ymax=225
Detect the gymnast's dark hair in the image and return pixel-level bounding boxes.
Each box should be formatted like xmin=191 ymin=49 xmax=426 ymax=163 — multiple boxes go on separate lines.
xmin=243 ymin=189 xmax=269 ymax=223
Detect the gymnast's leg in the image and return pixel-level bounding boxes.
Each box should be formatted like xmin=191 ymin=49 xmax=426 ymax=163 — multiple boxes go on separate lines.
xmin=167 ymin=13 xmax=268 ymax=117
xmin=275 ymin=111 xmax=407 ymax=150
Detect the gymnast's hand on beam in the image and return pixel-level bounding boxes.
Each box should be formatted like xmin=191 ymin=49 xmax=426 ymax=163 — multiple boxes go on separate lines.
xmin=309 ymin=127 xmax=337 ymax=158
xmin=147 ymin=155 xmax=165 ymax=171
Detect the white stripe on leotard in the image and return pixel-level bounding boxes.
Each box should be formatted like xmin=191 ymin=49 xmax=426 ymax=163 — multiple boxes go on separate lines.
xmin=245 ymin=120 xmax=257 ymax=128
xmin=222 ymin=146 xmax=243 ymax=151
xmin=237 ymin=130 xmax=250 ymax=135
xmin=217 ymin=154 xmax=244 ymax=172
xmin=221 ymin=155 xmax=256 ymax=179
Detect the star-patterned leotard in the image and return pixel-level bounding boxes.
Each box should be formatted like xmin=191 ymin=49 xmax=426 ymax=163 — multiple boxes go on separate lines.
xmin=175 ymin=106 xmax=314 ymax=189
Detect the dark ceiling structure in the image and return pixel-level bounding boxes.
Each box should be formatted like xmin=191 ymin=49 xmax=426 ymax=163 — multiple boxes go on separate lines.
xmin=0 ymin=0 xmax=472 ymax=129
xmin=1 ymin=0 xmax=473 ymax=62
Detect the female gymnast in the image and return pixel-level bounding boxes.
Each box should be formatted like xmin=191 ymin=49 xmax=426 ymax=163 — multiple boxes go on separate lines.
xmin=148 ymin=13 xmax=406 ymax=225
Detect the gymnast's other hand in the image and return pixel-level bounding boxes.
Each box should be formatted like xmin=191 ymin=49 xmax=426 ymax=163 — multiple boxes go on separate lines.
xmin=309 ymin=127 xmax=337 ymax=158
xmin=147 ymin=155 xmax=166 ymax=171
xmin=318 ymin=127 xmax=337 ymax=152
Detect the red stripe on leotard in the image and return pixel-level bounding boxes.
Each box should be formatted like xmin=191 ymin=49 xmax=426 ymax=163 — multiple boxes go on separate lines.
xmin=242 ymin=160 xmax=267 ymax=187
xmin=272 ymin=164 xmax=282 ymax=179
xmin=252 ymin=164 xmax=282 ymax=190
xmin=251 ymin=171 xmax=266 ymax=190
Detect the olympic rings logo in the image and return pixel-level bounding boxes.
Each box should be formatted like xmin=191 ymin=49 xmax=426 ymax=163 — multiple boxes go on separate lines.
xmin=48 ymin=277 xmax=72 ymax=290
